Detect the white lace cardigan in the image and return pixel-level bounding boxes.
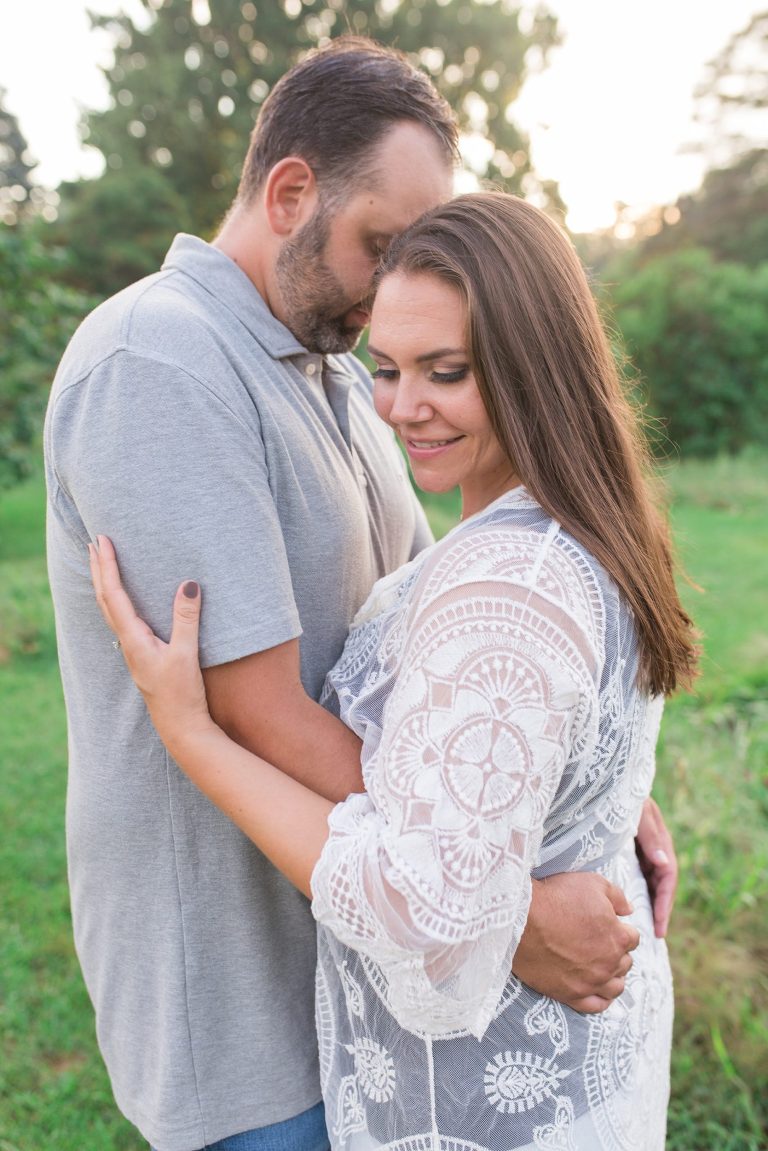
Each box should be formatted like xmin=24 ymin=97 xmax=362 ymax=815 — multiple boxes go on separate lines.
xmin=311 ymin=487 xmax=673 ymax=1151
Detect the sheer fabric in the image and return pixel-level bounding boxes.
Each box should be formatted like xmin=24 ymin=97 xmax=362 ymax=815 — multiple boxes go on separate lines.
xmin=311 ymin=488 xmax=672 ymax=1150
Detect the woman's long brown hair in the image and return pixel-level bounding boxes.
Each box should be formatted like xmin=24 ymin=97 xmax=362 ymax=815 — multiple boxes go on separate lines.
xmin=380 ymin=193 xmax=698 ymax=696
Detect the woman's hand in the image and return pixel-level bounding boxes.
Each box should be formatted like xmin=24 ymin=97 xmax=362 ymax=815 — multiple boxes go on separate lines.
xmin=89 ymin=536 xmax=214 ymax=759
xmin=90 ymin=535 xmax=331 ymax=897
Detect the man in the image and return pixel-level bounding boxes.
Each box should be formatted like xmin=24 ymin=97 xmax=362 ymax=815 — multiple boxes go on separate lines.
xmin=45 ymin=36 xmax=675 ymax=1151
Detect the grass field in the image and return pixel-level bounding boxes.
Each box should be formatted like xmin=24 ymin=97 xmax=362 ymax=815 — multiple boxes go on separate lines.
xmin=1 ymin=455 xmax=767 ymax=1150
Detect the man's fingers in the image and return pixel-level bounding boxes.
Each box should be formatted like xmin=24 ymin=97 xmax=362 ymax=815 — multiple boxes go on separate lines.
xmin=170 ymin=581 xmax=202 ymax=656
xmin=603 ymin=879 xmax=633 ymax=919
xmin=570 ymin=995 xmax=612 ymax=1014
xmin=601 ymin=975 xmax=627 ymax=1000
xmin=624 ymin=924 xmax=641 ymax=953
xmin=617 ymin=951 xmax=634 ymax=977
xmin=651 ymin=872 xmax=676 ymax=938
xmin=636 ymin=797 xmax=679 ymax=936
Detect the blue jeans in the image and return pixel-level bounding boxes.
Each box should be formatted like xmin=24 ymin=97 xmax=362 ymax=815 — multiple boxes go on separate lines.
xmin=151 ymin=1101 xmax=330 ymax=1151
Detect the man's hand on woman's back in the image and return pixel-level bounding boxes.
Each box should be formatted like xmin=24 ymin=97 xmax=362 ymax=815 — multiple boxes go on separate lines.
xmin=512 ymin=872 xmax=640 ymax=1012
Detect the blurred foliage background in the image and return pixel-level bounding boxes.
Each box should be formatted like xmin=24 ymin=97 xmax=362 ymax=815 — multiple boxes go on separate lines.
xmin=2 ymin=2 xmax=767 ymax=482
xmin=1 ymin=2 xmax=767 ymax=1148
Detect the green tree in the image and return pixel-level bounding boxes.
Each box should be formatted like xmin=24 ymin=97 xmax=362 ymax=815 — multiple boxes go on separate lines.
xmin=0 ymin=225 xmax=95 ymax=489
xmin=609 ymin=248 xmax=768 ymax=456
xmin=635 ymin=12 xmax=768 ymax=266
xmin=0 ymin=87 xmax=37 ymax=226
xmin=56 ymin=0 xmax=560 ymax=294
xmin=691 ymin=9 xmax=768 ymax=172
xmin=580 ymin=13 xmax=768 ymax=268
xmin=53 ymin=165 xmax=194 ymax=296
xmin=640 ymin=148 xmax=768 ymax=268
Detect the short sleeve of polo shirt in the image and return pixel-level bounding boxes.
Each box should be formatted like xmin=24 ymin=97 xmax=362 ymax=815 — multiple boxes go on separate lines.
xmin=48 ymin=347 xmax=302 ymax=668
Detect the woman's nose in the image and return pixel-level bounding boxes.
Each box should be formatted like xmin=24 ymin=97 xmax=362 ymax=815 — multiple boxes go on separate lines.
xmin=388 ymin=377 xmax=431 ymax=425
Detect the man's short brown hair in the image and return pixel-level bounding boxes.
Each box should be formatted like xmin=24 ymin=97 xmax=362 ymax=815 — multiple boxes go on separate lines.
xmin=237 ymin=36 xmax=458 ymax=203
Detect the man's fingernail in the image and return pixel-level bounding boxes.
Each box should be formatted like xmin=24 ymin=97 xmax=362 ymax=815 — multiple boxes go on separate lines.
xmin=183 ymin=581 xmax=199 ymax=599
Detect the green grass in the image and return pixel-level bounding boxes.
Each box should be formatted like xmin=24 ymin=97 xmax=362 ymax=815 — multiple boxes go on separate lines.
xmin=1 ymin=667 xmax=143 ymax=1150
xmin=656 ymin=455 xmax=768 ymax=1149
xmin=1 ymin=458 xmax=766 ymax=1150
xmin=0 ymin=477 xmax=145 ymax=1150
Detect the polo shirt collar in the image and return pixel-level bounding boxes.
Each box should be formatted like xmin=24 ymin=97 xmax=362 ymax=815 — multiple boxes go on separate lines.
xmin=162 ymin=233 xmax=308 ymax=361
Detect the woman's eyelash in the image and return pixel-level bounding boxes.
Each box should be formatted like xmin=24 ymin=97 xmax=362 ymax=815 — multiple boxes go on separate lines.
xmin=372 ymin=366 xmax=469 ymax=383
xmin=431 ymin=368 xmax=468 ymax=383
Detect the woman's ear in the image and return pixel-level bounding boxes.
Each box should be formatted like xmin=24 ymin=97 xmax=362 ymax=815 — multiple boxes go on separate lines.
xmin=263 ymin=157 xmax=318 ymax=237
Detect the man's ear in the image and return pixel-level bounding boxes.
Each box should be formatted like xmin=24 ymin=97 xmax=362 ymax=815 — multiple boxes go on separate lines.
xmin=264 ymin=157 xmax=318 ymax=237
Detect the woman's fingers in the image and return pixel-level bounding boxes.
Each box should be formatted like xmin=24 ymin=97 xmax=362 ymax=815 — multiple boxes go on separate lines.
xmin=89 ymin=536 xmax=165 ymax=685
xmin=87 ymin=537 xmax=211 ymax=752
xmin=170 ymin=581 xmax=202 ymax=658
xmin=88 ymin=539 xmax=113 ymax=632
xmin=93 ymin=535 xmax=144 ymax=639
xmin=90 ymin=535 xmax=202 ymax=664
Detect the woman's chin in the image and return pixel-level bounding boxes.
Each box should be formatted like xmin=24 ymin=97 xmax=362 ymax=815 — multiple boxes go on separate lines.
xmin=413 ymin=478 xmax=460 ymax=497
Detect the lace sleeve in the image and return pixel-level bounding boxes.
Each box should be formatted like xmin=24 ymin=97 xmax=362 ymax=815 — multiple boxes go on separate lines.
xmin=311 ymin=569 xmax=597 ymax=1039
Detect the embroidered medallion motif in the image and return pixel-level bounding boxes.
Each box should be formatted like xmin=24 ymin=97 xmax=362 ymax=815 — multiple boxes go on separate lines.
xmin=483 ymin=1051 xmax=571 ymax=1114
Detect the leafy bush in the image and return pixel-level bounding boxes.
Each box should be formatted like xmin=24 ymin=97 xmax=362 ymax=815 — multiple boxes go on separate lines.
xmin=52 ymin=168 xmax=193 ymax=297
xmin=0 ymin=225 xmax=95 ymax=490
xmin=608 ymin=248 xmax=768 ymax=457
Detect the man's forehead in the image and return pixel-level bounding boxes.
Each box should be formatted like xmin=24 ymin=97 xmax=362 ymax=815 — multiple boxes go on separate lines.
xmin=366 ymin=121 xmax=452 ymax=192
xmin=346 ymin=158 xmax=452 ymax=234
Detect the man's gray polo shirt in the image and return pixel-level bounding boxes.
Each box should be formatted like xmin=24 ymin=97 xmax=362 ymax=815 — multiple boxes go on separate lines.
xmin=44 ymin=235 xmax=432 ymax=1151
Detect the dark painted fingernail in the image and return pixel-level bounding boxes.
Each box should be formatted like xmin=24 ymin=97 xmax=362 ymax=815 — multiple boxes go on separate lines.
xmin=183 ymin=581 xmax=199 ymax=599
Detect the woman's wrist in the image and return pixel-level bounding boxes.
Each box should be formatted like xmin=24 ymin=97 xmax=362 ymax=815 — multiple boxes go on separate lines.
xmin=153 ymin=704 xmax=218 ymax=768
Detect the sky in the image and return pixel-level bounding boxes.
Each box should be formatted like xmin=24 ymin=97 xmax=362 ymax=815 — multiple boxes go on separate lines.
xmin=0 ymin=0 xmax=762 ymax=233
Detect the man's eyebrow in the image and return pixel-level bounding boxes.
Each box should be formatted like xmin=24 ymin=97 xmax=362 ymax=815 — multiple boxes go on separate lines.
xmin=367 ymin=233 xmax=394 ymax=251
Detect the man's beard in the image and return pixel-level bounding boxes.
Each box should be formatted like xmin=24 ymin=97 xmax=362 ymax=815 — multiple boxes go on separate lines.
xmin=275 ymin=204 xmax=365 ymax=355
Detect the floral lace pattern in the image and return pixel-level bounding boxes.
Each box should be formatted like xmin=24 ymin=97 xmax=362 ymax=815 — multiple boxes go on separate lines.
xmin=313 ymin=489 xmax=672 ymax=1150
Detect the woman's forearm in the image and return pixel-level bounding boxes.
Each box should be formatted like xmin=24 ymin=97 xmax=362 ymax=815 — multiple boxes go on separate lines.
xmin=171 ymin=721 xmax=334 ymax=898
xmin=202 ymin=639 xmax=366 ymax=803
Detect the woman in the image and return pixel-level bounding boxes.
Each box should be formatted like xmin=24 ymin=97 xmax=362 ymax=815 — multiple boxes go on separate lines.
xmin=91 ymin=193 xmax=697 ymax=1150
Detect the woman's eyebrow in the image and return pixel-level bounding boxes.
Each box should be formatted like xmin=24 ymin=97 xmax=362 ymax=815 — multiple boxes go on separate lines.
xmin=367 ymin=344 xmax=467 ymax=362
xmin=365 ymin=344 xmax=389 ymax=360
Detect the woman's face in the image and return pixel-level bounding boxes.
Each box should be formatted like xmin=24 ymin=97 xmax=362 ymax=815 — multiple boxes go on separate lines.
xmin=369 ymin=271 xmax=519 ymax=519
